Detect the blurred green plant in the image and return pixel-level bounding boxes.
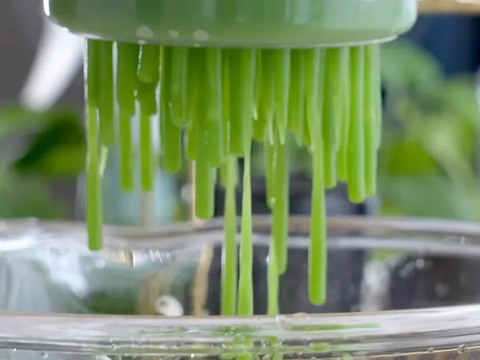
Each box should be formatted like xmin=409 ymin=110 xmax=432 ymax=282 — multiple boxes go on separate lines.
xmin=0 ymin=104 xmax=84 ymax=219
xmin=380 ymin=40 xmax=480 ymax=220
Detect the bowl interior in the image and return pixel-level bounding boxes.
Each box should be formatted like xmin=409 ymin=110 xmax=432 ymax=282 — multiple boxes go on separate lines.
xmin=1 ymin=216 xmax=480 ymax=359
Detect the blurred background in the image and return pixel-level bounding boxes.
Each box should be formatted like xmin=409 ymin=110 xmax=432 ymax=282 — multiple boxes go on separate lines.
xmin=2 ymin=1 xmax=480 ymax=225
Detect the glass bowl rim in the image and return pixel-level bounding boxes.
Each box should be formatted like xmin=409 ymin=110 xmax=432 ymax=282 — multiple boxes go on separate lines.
xmin=1 ymin=215 xmax=480 ymax=356
xmin=1 ymin=215 xmax=480 ymax=250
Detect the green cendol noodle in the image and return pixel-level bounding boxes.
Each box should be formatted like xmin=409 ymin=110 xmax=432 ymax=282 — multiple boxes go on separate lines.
xmin=84 ymin=40 xmax=381 ymax=312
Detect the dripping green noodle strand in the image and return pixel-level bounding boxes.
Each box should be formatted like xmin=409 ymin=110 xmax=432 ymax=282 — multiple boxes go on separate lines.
xmin=194 ymin=49 xmax=215 ymax=220
xmin=306 ymin=49 xmax=328 ymax=305
xmin=272 ymin=131 xmax=289 ymax=275
xmin=205 ymin=48 xmax=225 ymax=168
xmin=98 ymin=41 xmax=115 ymax=147
xmin=265 ymin=134 xmax=275 ymax=209
xmin=238 ymin=155 xmax=254 ymax=316
xmin=373 ymin=45 xmax=383 ymax=150
xmin=228 ymin=50 xmax=245 ymax=156
xmin=85 ymin=43 xmax=383 ymax=306
xmin=289 ymin=50 xmax=305 ymax=146
xmin=347 ymin=46 xmax=366 ymax=203
xmin=268 ymin=130 xmax=288 ymax=314
xmin=337 ymin=48 xmax=351 ymax=182
xmin=267 ymin=228 xmax=280 ymax=315
xmin=237 ymin=48 xmax=256 ymax=317
xmin=85 ymin=39 xmax=103 ymax=251
xmin=323 ymin=50 xmax=337 ymax=190
xmin=221 ymin=156 xmax=238 ymax=316
xmin=137 ymin=45 xmax=160 ymax=192
xmin=160 ymin=47 xmax=183 ymax=173
xmin=170 ymin=47 xmax=189 ymax=126
xmin=253 ymin=52 xmax=265 ymax=142
xmin=364 ymin=45 xmax=378 ymax=197
xmin=116 ymin=43 xmax=139 ymax=191
xmin=272 ymin=49 xmax=290 ymax=144
xmin=86 ymin=105 xmax=103 ymax=251
xmin=262 ymin=50 xmax=275 ymax=145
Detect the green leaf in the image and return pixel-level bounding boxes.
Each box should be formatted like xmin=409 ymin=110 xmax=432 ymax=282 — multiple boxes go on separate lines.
xmin=0 ymin=103 xmax=85 ymax=177
xmin=0 ymin=173 xmax=68 ymax=219
xmin=379 ymin=175 xmax=478 ymax=221
xmin=14 ymin=118 xmax=85 ymax=177
xmin=379 ymin=137 xmax=438 ymax=176
xmin=381 ymin=40 xmax=442 ymax=91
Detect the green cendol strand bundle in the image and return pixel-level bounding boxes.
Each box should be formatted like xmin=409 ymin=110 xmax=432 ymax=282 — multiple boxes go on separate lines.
xmin=85 ymin=40 xmax=382 ymax=310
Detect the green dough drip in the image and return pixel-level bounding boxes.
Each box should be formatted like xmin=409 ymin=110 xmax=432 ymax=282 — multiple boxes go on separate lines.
xmin=116 ymin=43 xmax=139 ymax=191
xmin=86 ymin=40 xmax=100 ymax=108
xmin=194 ymin=50 xmax=215 ymax=220
xmin=347 ymin=46 xmax=366 ymax=203
xmin=118 ymin=113 xmax=134 ymax=192
xmin=308 ymin=50 xmax=328 ymax=305
xmin=206 ymin=48 xmax=225 ymax=168
xmin=98 ymin=41 xmax=115 ymax=147
xmin=84 ymin=40 xmax=383 ymax=308
xmin=138 ymin=45 xmax=160 ymax=84
xmin=272 ymin=133 xmax=289 ymax=275
xmin=267 ymin=234 xmax=279 ymax=315
xmin=160 ymin=47 xmax=182 ymax=173
xmin=228 ymin=50 xmax=244 ymax=156
xmin=289 ymin=50 xmax=305 ymax=146
xmin=221 ymin=54 xmax=231 ymax=157
xmin=265 ymin=137 xmax=275 ymax=209
xmin=364 ymin=45 xmax=377 ymax=197
xmin=116 ymin=43 xmax=140 ymax=117
xmin=261 ymin=50 xmax=275 ymax=145
xmin=272 ymin=49 xmax=290 ymax=144
xmin=337 ymin=48 xmax=351 ymax=182
xmin=86 ymin=105 xmax=103 ymax=251
xmin=170 ymin=47 xmax=189 ymax=126
xmin=221 ymin=156 xmax=238 ymax=316
xmin=374 ymin=46 xmax=383 ymax=150
xmin=85 ymin=39 xmax=103 ymax=251
xmin=237 ymin=155 xmax=253 ymax=316
xmin=322 ymin=51 xmax=337 ymax=189
xmin=253 ymin=52 xmax=265 ymax=142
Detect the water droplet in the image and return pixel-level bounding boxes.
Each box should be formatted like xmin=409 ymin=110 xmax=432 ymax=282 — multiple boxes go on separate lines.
xmin=457 ymin=344 xmax=467 ymax=354
xmin=190 ymin=354 xmax=195 ymax=359
xmin=136 ymin=25 xmax=154 ymax=38
xmin=428 ymin=347 xmax=434 ymax=353
xmin=193 ymin=30 xmax=209 ymax=41
xmin=415 ymin=258 xmax=425 ymax=268
xmin=168 ymin=30 xmax=180 ymax=38
xmin=96 ymin=259 xmax=106 ymax=268
xmin=40 ymin=352 xmax=48 ymax=358
xmin=275 ymin=315 xmax=286 ymax=327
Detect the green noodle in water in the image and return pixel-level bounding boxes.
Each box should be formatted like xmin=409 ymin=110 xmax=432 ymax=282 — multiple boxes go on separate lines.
xmin=84 ymin=41 xmax=382 ymax=311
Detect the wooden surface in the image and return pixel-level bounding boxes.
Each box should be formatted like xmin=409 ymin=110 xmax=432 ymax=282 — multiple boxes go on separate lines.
xmin=419 ymin=0 xmax=480 ymax=14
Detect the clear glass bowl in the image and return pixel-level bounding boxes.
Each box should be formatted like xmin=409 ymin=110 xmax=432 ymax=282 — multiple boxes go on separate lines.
xmin=1 ymin=215 xmax=480 ymax=359
xmin=43 ymin=0 xmax=417 ymax=47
